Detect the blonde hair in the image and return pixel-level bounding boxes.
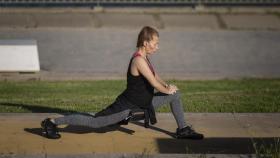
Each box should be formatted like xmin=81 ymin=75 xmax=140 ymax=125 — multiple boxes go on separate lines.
xmin=137 ymin=26 xmax=159 ymax=48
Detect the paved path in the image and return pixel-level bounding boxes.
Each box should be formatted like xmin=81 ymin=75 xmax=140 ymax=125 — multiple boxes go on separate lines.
xmin=0 ymin=8 xmax=280 ymax=80
xmin=0 ymin=113 xmax=279 ymax=157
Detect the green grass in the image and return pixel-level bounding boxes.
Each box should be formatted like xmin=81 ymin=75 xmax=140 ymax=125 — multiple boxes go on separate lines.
xmin=253 ymin=138 xmax=280 ymax=158
xmin=0 ymin=79 xmax=279 ymax=113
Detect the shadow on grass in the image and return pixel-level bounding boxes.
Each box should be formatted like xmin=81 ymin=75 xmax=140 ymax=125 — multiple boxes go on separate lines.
xmin=0 ymin=102 xmax=76 ymax=113
xmin=156 ymin=137 xmax=280 ymax=154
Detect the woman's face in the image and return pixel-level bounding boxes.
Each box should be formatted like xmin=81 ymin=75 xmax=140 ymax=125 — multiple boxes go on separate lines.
xmin=145 ymin=35 xmax=159 ymax=55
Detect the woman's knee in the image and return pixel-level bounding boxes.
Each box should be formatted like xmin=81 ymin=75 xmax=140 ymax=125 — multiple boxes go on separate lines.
xmin=171 ymin=91 xmax=181 ymax=99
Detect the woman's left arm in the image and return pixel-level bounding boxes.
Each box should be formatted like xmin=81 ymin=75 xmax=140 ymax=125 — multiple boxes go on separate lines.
xmin=155 ymin=73 xmax=168 ymax=88
xmin=155 ymin=72 xmax=179 ymax=90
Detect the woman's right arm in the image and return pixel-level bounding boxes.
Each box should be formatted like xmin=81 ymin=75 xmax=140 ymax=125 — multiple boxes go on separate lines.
xmin=133 ymin=57 xmax=177 ymax=95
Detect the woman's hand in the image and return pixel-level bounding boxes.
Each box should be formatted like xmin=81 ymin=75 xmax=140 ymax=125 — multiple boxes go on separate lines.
xmin=167 ymin=85 xmax=178 ymax=94
xmin=168 ymin=84 xmax=179 ymax=91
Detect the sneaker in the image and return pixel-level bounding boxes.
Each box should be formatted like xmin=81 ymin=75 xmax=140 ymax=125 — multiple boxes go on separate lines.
xmin=41 ymin=118 xmax=61 ymax=139
xmin=176 ymin=126 xmax=204 ymax=140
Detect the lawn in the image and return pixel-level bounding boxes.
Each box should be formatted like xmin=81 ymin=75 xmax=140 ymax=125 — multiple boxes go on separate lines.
xmin=0 ymin=79 xmax=279 ymax=113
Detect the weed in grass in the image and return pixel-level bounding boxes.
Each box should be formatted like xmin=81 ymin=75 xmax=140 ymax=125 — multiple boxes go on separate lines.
xmin=184 ymin=146 xmax=207 ymax=158
xmin=133 ymin=148 xmax=152 ymax=158
xmin=197 ymin=154 xmax=207 ymax=158
xmin=253 ymin=138 xmax=280 ymax=158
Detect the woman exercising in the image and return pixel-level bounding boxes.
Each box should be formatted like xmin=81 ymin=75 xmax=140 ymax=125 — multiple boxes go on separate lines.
xmin=41 ymin=26 xmax=204 ymax=140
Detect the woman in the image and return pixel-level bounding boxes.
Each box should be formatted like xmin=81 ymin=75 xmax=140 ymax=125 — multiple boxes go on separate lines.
xmin=41 ymin=26 xmax=203 ymax=140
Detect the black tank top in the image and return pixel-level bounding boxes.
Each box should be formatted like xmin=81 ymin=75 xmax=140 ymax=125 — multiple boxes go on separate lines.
xmin=119 ymin=53 xmax=155 ymax=108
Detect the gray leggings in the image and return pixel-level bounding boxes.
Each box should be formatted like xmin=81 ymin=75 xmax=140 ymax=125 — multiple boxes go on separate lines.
xmin=54 ymin=91 xmax=187 ymax=129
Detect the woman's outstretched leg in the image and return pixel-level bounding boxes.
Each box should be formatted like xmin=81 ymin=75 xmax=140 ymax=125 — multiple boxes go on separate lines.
xmin=41 ymin=109 xmax=131 ymax=139
xmin=54 ymin=110 xmax=131 ymax=128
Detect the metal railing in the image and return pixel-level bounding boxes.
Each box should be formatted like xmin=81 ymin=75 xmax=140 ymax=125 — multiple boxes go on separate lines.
xmin=0 ymin=0 xmax=279 ymax=7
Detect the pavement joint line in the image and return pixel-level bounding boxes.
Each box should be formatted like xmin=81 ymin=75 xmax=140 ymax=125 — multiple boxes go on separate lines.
xmin=29 ymin=13 xmax=38 ymax=28
xmin=90 ymin=13 xmax=102 ymax=28
xmin=152 ymin=13 xmax=164 ymax=29
xmin=214 ymin=13 xmax=228 ymax=30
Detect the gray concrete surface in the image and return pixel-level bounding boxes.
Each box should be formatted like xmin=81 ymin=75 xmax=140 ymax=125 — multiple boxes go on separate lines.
xmin=0 ymin=28 xmax=279 ymax=80
xmin=0 ymin=113 xmax=279 ymax=157
xmin=0 ymin=8 xmax=280 ymax=80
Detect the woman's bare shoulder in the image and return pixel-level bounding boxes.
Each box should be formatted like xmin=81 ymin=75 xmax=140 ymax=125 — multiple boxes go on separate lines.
xmin=132 ymin=56 xmax=146 ymax=65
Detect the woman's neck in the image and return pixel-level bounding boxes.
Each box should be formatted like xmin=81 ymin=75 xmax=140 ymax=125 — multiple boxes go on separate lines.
xmin=137 ymin=47 xmax=147 ymax=59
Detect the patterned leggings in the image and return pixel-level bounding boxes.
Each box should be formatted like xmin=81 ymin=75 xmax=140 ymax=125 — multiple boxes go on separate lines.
xmin=54 ymin=91 xmax=187 ymax=129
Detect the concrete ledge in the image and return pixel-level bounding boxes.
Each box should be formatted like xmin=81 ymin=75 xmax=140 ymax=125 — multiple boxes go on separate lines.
xmin=0 ymin=13 xmax=36 ymax=28
xmin=34 ymin=13 xmax=96 ymax=28
xmin=222 ymin=14 xmax=280 ymax=30
xmin=96 ymin=13 xmax=156 ymax=29
xmin=0 ymin=9 xmax=280 ymax=30
xmin=161 ymin=14 xmax=220 ymax=29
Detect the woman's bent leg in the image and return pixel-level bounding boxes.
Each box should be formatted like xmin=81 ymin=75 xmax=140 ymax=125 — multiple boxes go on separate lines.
xmin=152 ymin=91 xmax=187 ymax=129
xmin=54 ymin=109 xmax=131 ymax=128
